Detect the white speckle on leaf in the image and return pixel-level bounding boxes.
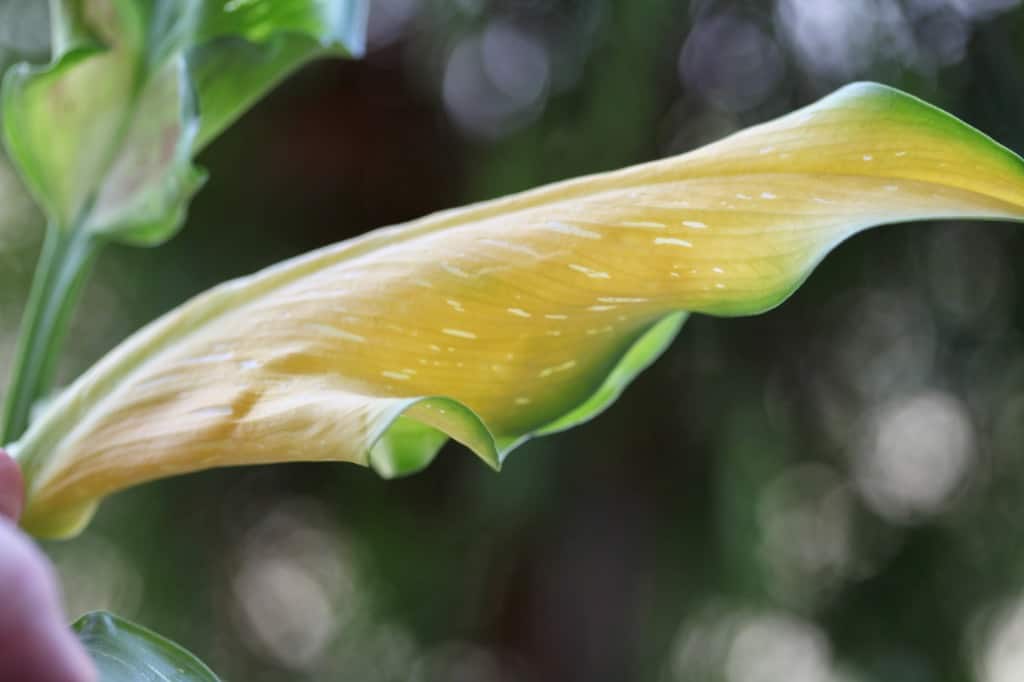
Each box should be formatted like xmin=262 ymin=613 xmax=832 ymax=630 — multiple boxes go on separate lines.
xmin=181 ymin=352 xmax=234 ymax=366
xmin=543 ymin=221 xmax=602 ymax=240
xmin=683 ymin=221 xmax=708 ymax=229
xmin=621 ymin=221 xmax=666 ymax=229
xmin=381 ymin=371 xmax=411 ymax=381
xmin=191 ymin=405 xmax=234 ymax=418
xmin=597 ymin=297 xmax=648 ymax=303
xmin=654 ymin=237 xmax=692 ymax=248
xmin=442 ymin=262 xmax=472 ymax=279
xmin=568 ymin=264 xmax=611 ymax=278
xmin=306 ymin=324 xmax=366 ymax=343
xmin=446 ymin=299 xmax=465 ymax=312
xmin=442 ymin=328 xmax=477 ymax=339
xmin=539 ymin=360 xmax=577 ymax=378
xmin=587 ymin=305 xmax=617 ymax=312
xmin=545 ymin=313 xmax=569 ymax=320
xmin=479 ymin=238 xmax=541 ymax=257
xmin=761 ymin=191 xmax=778 ymax=200
xmin=643 ymin=200 xmax=691 ymax=209
xmin=507 ymin=307 xmax=531 ymax=318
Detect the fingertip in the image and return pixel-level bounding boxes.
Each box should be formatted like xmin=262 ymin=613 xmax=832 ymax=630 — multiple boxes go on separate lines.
xmin=0 ymin=450 xmax=23 ymax=521
xmin=47 ymin=621 xmax=99 ymax=682
xmin=0 ymin=519 xmax=97 ymax=682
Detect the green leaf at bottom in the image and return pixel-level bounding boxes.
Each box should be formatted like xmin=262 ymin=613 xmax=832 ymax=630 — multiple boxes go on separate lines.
xmin=73 ymin=611 xmax=221 ymax=682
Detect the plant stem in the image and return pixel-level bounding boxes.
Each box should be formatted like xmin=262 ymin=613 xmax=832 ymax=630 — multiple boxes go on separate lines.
xmin=1 ymin=224 xmax=101 ymax=444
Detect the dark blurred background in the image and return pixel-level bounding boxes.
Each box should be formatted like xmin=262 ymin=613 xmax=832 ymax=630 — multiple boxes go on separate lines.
xmin=6 ymin=0 xmax=1024 ymax=680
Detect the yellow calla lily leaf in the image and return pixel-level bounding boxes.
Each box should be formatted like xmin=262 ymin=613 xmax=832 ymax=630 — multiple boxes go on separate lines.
xmin=13 ymin=82 xmax=1024 ymax=538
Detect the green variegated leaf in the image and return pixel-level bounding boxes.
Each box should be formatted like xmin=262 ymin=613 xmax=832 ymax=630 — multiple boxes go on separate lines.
xmin=79 ymin=56 xmax=206 ymax=246
xmin=14 ymin=83 xmax=1024 ymax=538
xmin=1 ymin=0 xmax=367 ymax=239
xmin=2 ymin=48 xmax=137 ymax=232
xmin=0 ymin=0 xmax=203 ymax=243
xmin=0 ymin=0 xmax=369 ymax=444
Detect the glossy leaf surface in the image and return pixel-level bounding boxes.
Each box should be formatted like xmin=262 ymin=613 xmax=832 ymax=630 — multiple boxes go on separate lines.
xmin=191 ymin=0 xmax=369 ymax=149
xmin=14 ymin=83 xmax=1024 ymax=537
xmin=74 ymin=611 xmax=220 ymax=682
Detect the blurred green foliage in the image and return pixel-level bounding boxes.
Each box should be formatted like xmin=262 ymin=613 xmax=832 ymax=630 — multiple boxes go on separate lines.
xmin=4 ymin=0 xmax=1024 ymax=680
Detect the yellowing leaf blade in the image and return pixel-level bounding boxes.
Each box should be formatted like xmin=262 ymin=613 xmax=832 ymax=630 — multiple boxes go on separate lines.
xmin=14 ymin=82 xmax=1024 ymax=538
